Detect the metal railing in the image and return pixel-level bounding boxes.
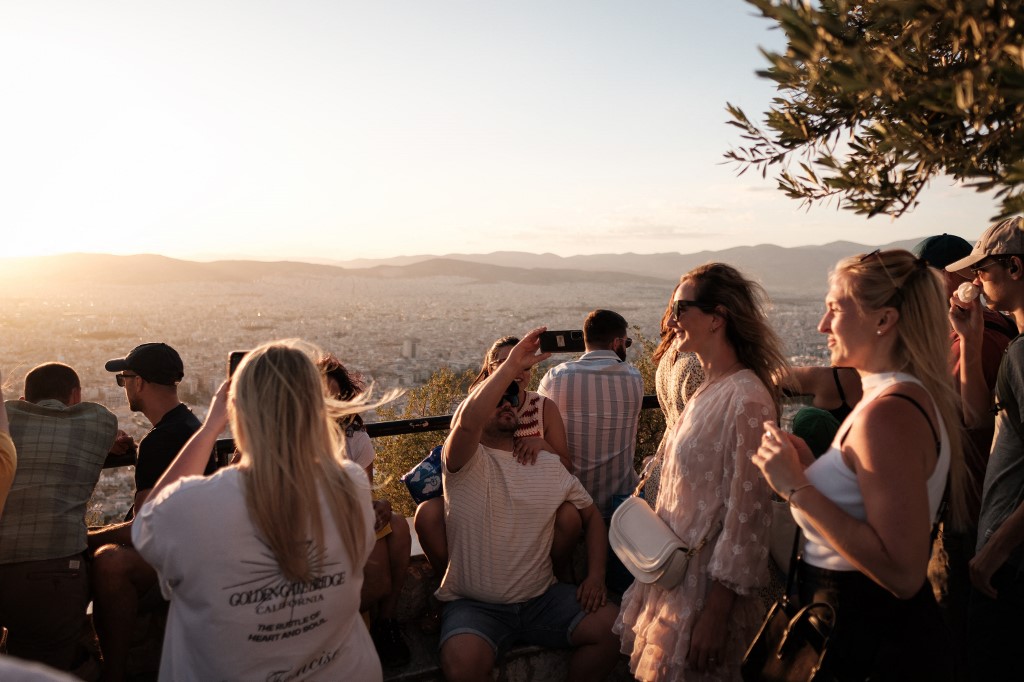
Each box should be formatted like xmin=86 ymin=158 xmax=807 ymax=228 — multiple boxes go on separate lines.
xmin=102 ymin=394 xmax=664 ymax=469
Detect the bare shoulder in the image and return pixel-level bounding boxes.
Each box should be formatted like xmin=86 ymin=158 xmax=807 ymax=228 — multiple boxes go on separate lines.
xmin=843 ymin=383 xmax=936 ymax=475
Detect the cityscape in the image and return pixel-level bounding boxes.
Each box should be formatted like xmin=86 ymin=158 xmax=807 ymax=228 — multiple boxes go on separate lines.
xmin=1 ymin=269 xmax=830 ymax=522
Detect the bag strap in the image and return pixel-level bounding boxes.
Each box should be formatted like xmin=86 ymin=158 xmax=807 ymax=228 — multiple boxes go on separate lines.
xmin=783 ymin=527 xmax=801 ymax=603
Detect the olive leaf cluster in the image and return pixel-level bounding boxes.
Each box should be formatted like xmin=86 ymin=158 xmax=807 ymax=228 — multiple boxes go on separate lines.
xmin=725 ymin=0 xmax=1024 ymax=220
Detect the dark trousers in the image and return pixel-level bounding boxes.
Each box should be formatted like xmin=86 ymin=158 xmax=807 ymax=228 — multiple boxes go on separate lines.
xmin=967 ymin=563 xmax=1024 ymax=682
xmin=0 ymin=553 xmax=90 ymax=671
xmin=798 ymin=562 xmax=954 ymax=682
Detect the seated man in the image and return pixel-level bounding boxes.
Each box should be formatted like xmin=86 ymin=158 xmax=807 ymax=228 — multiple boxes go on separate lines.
xmin=0 ymin=363 xmax=125 ymax=671
xmin=88 ymin=343 xmax=202 ymax=682
xmin=437 ymin=328 xmax=620 ymax=682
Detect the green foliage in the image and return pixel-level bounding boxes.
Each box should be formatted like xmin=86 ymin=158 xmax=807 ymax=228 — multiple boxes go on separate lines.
xmin=631 ymin=326 xmax=666 ymax=473
xmin=726 ymin=0 xmax=1024 ymax=220
xmin=372 ymin=366 xmax=476 ymax=517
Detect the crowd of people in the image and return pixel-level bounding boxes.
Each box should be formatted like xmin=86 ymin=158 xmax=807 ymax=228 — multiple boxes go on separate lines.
xmin=2 ymin=218 xmax=1024 ymax=681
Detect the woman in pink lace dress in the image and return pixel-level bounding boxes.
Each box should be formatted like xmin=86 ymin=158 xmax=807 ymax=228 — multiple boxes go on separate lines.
xmin=615 ymin=263 xmax=789 ymax=681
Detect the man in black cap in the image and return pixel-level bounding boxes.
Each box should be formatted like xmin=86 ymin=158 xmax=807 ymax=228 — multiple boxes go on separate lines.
xmin=88 ymin=342 xmax=203 ymax=681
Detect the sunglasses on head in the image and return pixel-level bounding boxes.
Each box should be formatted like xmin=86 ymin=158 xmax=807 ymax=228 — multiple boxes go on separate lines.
xmin=671 ymin=299 xmax=716 ymax=319
xmin=498 ymin=381 xmax=520 ymax=408
xmin=115 ymin=373 xmax=140 ymax=387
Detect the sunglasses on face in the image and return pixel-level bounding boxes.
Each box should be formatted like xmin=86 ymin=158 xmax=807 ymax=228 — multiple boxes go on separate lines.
xmin=620 ymin=337 xmax=633 ymax=349
xmin=671 ymin=299 xmax=716 ymax=319
xmin=497 ymin=382 xmax=520 ymax=408
xmin=115 ymin=373 xmax=139 ymax=387
xmin=969 ymin=258 xmax=1009 ymax=276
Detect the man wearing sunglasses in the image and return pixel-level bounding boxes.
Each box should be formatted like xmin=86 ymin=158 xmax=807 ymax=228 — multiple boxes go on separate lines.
xmin=538 ymin=309 xmax=643 ymax=520
xmin=87 ymin=342 xmax=203 ymax=682
xmin=437 ymin=329 xmax=619 ymax=682
xmin=945 ymin=217 xmax=1024 ymax=679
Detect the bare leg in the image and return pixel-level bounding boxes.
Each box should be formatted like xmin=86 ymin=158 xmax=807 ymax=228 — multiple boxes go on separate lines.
xmin=413 ymin=497 xmax=448 ymax=573
xmin=379 ymin=512 xmax=411 ymax=619
xmin=440 ymin=633 xmax=495 ymax=682
xmin=92 ymin=545 xmax=157 ymax=682
xmin=567 ymin=604 xmax=621 ymax=682
xmin=360 ymin=537 xmax=392 ymax=613
xmin=552 ymin=501 xmax=582 ymax=583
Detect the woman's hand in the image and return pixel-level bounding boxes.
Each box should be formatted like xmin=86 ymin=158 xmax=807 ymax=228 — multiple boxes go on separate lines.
xmin=686 ymin=582 xmax=735 ymax=673
xmin=205 ymin=380 xmax=232 ymax=433
xmin=752 ymin=421 xmax=809 ymax=499
xmin=372 ymin=499 xmax=392 ymax=532
xmin=512 ymin=437 xmax=548 ymax=465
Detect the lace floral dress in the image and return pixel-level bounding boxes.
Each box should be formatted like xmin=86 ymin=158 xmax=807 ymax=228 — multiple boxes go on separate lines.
xmin=615 ymin=369 xmax=774 ymax=681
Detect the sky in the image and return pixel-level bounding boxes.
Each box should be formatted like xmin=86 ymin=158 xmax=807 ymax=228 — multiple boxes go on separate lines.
xmin=1 ymin=1 xmax=1000 ymax=262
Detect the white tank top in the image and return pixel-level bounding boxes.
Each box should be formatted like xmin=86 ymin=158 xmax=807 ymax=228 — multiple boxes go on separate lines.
xmin=792 ymin=371 xmax=950 ymax=570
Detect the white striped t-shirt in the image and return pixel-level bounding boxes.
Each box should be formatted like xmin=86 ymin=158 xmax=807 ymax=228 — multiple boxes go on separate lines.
xmin=437 ymin=444 xmax=593 ymax=604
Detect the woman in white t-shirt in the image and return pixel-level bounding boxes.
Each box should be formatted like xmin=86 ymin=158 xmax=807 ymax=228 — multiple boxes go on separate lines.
xmin=754 ymin=250 xmax=967 ymax=680
xmin=132 ymin=340 xmax=383 ymax=681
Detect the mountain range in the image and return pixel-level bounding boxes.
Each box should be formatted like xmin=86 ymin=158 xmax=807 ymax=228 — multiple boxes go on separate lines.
xmin=0 ymin=238 xmax=925 ymax=298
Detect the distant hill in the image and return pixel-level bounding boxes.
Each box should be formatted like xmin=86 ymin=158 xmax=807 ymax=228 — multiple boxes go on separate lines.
xmin=0 ymin=238 xmax=926 ymax=298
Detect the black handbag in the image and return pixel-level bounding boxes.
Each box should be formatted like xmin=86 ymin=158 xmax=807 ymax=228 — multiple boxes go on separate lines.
xmin=741 ymin=529 xmax=835 ymax=681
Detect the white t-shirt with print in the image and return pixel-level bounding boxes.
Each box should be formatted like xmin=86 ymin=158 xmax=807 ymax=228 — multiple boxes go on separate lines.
xmin=133 ymin=461 xmax=380 ymax=682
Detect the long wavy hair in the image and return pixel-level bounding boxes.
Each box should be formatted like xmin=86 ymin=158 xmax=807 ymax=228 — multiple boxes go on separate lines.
xmin=230 ymin=340 xmax=377 ymax=583
xmin=652 ymin=287 xmax=679 ymax=366
xmin=317 ymin=352 xmax=367 ymax=430
xmin=468 ymin=336 xmax=520 ymax=391
xmin=682 ymin=262 xmax=790 ymax=416
xmin=833 ymin=249 xmax=968 ymax=527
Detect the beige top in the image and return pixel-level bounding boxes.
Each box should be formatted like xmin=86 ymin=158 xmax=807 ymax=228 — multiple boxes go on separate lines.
xmin=437 ymin=443 xmax=592 ymax=604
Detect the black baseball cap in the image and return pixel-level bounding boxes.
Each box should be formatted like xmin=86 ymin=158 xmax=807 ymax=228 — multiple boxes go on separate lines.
xmin=912 ymin=233 xmax=972 ymax=269
xmin=105 ymin=343 xmax=184 ymax=385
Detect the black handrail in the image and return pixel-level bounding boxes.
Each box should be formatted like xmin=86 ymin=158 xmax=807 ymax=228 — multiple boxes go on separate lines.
xmin=103 ymin=394 xmax=664 ymax=469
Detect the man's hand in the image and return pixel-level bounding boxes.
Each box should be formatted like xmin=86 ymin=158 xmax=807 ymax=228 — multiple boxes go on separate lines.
xmin=970 ymin=539 xmax=1009 ymax=598
xmin=372 ymin=499 xmax=391 ymax=532
xmin=576 ymin=572 xmax=607 ymax=613
xmin=110 ymin=430 xmax=136 ymax=457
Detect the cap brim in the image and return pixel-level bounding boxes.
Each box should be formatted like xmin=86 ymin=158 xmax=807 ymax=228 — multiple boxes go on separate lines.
xmin=945 ymin=252 xmax=987 ymax=278
xmin=104 ymin=358 xmax=130 ymax=372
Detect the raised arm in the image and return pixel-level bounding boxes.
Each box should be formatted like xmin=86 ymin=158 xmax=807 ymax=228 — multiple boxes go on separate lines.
xmin=950 ymin=295 xmax=994 ymax=430
xmin=444 ymin=328 xmax=550 ymax=473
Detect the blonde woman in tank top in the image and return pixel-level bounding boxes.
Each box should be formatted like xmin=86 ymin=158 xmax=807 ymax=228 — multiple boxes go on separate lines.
xmin=754 ymin=249 xmax=968 ymax=680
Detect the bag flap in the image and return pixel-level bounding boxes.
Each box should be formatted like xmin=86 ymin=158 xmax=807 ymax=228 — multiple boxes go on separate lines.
xmin=610 ymin=497 xmax=687 ymax=571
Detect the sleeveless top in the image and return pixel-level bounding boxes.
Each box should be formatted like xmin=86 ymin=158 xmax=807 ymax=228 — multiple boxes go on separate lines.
xmin=793 ymin=371 xmax=950 ymax=570
xmin=514 ymin=391 xmax=545 ymax=440
xmin=827 ymin=366 xmax=854 ymax=423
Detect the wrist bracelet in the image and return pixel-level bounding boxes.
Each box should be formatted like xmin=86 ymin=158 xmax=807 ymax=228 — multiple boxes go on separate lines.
xmin=786 ymin=483 xmax=814 ymax=506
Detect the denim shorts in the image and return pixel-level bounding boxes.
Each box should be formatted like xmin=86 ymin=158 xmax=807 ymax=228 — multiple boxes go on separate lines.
xmin=439 ymin=582 xmax=586 ymax=654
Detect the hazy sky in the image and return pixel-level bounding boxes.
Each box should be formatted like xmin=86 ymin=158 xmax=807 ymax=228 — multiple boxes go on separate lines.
xmin=2 ymin=1 xmax=998 ymax=261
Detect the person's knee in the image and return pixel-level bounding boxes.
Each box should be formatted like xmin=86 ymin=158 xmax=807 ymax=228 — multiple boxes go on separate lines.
xmin=570 ymin=604 xmax=619 ymax=647
xmin=440 ymin=635 xmax=494 ymax=682
xmin=414 ymin=498 xmax=444 ymax=535
xmin=362 ymin=539 xmax=392 ymax=607
xmin=91 ymin=545 xmax=154 ymax=596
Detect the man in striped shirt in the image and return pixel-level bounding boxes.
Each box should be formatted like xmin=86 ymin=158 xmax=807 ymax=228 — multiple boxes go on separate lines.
xmin=437 ymin=329 xmax=621 ymax=682
xmin=539 ymin=309 xmax=643 ymax=519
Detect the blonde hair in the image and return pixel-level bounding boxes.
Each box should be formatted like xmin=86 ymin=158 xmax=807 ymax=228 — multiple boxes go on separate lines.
xmin=230 ymin=339 xmax=378 ymax=583
xmin=682 ymin=262 xmax=791 ymax=416
xmin=833 ymin=250 xmax=969 ymax=527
